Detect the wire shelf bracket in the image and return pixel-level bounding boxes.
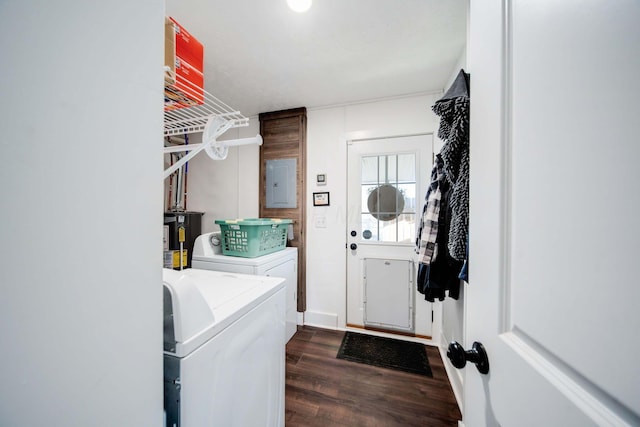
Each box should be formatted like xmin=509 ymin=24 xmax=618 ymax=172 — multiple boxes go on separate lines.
xmin=163 ymin=67 xmax=262 ymax=179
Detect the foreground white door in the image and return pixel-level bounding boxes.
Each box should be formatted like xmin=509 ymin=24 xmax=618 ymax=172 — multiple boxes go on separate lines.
xmin=346 ymin=135 xmax=433 ymax=337
xmin=463 ymin=1 xmax=640 ymax=425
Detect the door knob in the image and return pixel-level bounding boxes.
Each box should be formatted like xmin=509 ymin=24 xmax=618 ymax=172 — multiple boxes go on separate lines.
xmin=447 ymin=341 xmax=490 ymax=374
xmin=350 ymin=230 xmax=357 ymax=237
xmin=350 ymin=243 xmax=357 ymax=250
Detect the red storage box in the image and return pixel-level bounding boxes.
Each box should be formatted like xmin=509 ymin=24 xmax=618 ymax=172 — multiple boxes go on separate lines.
xmin=164 ymin=17 xmax=204 ymax=111
xmin=165 ymin=58 xmax=204 ymax=110
xmin=168 ymin=17 xmax=204 ymax=72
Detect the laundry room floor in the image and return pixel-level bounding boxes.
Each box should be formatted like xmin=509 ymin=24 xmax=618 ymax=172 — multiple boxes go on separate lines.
xmin=285 ymin=326 xmax=461 ymax=427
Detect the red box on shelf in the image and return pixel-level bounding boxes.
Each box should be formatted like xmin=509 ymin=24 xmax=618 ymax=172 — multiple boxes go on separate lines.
xmin=168 ymin=17 xmax=204 ymax=72
xmin=164 ymin=17 xmax=204 ymax=111
xmin=165 ymin=58 xmax=204 ymax=110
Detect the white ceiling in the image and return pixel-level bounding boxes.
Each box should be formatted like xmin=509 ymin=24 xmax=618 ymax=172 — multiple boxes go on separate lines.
xmin=166 ymin=0 xmax=468 ymax=118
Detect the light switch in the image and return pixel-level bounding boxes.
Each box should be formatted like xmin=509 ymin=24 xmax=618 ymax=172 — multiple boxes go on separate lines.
xmin=315 ymin=215 xmax=327 ymax=228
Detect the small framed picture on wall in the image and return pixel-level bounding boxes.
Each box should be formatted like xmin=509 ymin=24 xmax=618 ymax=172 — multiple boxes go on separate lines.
xmin=313 ymin=192 xmax=330 ymax=206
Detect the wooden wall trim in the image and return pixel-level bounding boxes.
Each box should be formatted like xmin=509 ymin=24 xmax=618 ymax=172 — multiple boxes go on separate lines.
xmin=259 ymin=107 xmax=307 ymax=312
xmin=259 ymin=107 xmax=307 ymax=121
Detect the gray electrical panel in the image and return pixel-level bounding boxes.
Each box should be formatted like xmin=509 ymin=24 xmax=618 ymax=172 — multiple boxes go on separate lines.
xmin=265 ymin=158 xmax=297 ymax=208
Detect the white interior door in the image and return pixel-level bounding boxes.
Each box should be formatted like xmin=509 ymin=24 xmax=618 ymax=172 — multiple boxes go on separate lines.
xmin=463 ymin=1 xmax=640 ymax=425
xmin=346 ymin=135 xmax=433 ymax=337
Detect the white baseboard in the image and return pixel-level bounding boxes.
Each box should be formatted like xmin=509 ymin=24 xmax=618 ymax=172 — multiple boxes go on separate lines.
xmin=303 ymin=310 xmax=338 ymax=329
xmin=439 ymin=331 xmax=464 ymax=416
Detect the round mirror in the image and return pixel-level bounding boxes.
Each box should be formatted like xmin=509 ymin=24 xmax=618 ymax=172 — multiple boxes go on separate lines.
xmin=367 ymin=184 xmax=405 ymax=221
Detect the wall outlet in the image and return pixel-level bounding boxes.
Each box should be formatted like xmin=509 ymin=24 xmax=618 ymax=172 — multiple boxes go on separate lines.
xmin=315 ymin=215 xmax=327 ymax=228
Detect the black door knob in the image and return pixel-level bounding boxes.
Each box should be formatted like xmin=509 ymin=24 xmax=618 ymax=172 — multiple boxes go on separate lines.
xmin=447 ymin=341 xmax=490 ymax=374
xmin=350 ymin=230 xmax=357 ymax=237
xmin=350 ymin=243 xmax=357 ymax=250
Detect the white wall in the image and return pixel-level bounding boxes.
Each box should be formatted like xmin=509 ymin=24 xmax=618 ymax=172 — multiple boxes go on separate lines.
xmin=188 ymin=94 xmax=443 ymax=329
xmin=305 ymin=95 xmax=443 ymax=329
xmin=0 ymin=2 xmax=164 ymax=426
xmin=438 ymin=46 xmax=468 ymax=411
xmin=182 ymin=121 xmax=261 ymax=231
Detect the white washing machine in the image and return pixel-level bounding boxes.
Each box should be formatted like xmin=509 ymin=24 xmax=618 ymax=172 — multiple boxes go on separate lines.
xmin=163 ymin=268 xmax=285 ymax=427
xmin=192 ymin=232 xmax=298 ymax=342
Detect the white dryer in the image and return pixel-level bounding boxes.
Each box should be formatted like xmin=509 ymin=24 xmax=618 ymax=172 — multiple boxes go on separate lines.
xmin=192 ymin=232 xmax=298 ymax=342
xmin=163 ymin=268 xmax=285 ymax=427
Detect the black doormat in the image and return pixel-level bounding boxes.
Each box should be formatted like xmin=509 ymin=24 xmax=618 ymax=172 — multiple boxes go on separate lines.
xmin=336 ymin=332 xmax=433 ymax=377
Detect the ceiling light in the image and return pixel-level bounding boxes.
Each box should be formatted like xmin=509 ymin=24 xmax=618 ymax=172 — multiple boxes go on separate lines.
xmin=287 ymin=0 xmax=312 ymax=13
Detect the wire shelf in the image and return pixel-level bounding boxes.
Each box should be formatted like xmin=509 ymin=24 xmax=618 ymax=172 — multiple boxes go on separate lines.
xmin=163 ymin=68 xmax=249 ymax=137
xmin=162 ymin=68 xmax=262 ymax=179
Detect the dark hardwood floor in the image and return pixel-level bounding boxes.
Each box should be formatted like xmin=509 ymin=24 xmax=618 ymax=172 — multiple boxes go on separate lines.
xmin=285 ymin=326 xmax=462 ymax=427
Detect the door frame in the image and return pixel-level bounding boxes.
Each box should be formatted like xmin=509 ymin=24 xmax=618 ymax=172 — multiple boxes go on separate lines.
xmin=343 ymin=130 xmax=437 ymax=340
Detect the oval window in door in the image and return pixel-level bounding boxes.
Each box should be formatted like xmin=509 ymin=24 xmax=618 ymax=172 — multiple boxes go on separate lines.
xmin=367 ymin=184 xmax=405 ymax=221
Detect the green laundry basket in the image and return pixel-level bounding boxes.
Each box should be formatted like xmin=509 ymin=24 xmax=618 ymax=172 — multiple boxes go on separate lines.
xmin=215 ymin=218 xmax=292 ymax=258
